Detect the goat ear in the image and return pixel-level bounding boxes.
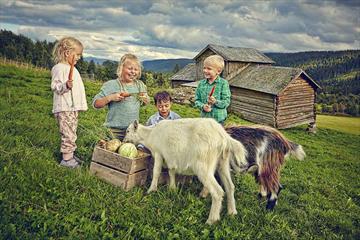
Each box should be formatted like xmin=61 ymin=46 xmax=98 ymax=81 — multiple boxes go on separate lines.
xmin=134 ymin=120 xmax=138 ymax=130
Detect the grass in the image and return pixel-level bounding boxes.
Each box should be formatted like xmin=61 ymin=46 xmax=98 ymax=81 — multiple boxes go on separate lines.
xmin=0 ymin=63 xmax=359 ymax=239
xmin=317 ymin=114 xmax=360 ymax=135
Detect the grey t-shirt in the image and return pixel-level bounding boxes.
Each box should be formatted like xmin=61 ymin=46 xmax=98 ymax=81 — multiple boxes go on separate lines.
xmin=92 ymin=79 xmax=147 ymax=129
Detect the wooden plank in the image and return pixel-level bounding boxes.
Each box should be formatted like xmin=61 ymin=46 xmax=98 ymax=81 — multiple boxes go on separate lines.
xmin=230 ymin=106 xmax=274 ymax=120
xmin=231 ymin=95 xmax=274 ymax=108
xmin=278 ymin=94 xmax=314 ymax=101
xmin=92 ymin=146 xmax=150 ymax=174
xmin=277 ymin=111 xmax=314 ymax=121
xmin=89 ymin=162 xmax=148 ymax=191
xmin=231 ymin=101 xmax=274 ymax=112
xmin=277 ymin=106 xmax=314 ymax=115
xmin=281 ymin=89 xmax=314 ymax=96
xmin=230 ymin=88 xmax=274 ymax=101
xmin=277 ymin=113 xmax=314 ymax=126
xmin=277 ymin=119 xmax=313 ymax=129
xmin=278 ymin=100 xmax=314 ymax=108
xmin=277 ymin=102 xmax=314 ymax=110
xmin=240 ymin=112 xmax=275 ymax=125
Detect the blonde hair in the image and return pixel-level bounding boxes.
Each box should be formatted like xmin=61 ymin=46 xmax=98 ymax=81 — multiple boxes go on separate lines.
xmin=204 ymin=55 xmax=225 ymax=71
xmin=117 ymin=53 xmax=142 ymax=80
xmin=52 ymin=37 xmax=83 ymax=64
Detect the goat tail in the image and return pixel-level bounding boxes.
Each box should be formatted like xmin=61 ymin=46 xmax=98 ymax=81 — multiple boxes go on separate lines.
xmin=288 ymin=142 xmax=306 ymax=161
xmin=228 ymin=137 xmax=248 ymax=173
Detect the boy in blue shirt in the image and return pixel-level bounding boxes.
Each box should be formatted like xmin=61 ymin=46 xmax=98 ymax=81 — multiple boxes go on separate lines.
xmin=146 ymin=91 xmax=181 ymax=126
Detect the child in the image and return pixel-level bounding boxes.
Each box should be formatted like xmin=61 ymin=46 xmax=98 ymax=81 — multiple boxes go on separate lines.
xmin=145 ymin=91 xmax=190 ymax=184
xmin=92 ymin=53 xmax=150 ymax=140
xmin=146 ymin=91 xmax=181 ymax=126
xmin=194 ymin=55 xmax=231 ymax=125
xmin=51 ymin=37 xmax=88 ymax=168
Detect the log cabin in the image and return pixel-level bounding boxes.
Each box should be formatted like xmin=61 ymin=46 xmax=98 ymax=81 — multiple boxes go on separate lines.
xmin=170 ymin=44 xmax=320 ymax=129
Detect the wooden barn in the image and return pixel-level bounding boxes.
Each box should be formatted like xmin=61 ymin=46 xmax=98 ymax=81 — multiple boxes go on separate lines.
xmin=171 ymin=63 xmax=196 ymax=88
xmin=170 ymin=44 xmax=320 ymax=129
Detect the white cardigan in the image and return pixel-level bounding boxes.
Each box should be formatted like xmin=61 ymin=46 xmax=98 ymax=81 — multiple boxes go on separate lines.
xmin=51 ymin=63 xmax=88 ymax=113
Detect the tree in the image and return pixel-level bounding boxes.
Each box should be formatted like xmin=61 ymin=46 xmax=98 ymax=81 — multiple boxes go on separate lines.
xmin=87 ymin=60 xmax=96 ymax=74
xmin=339 ymin=103 xmax=346 ymax=113
xmin=76 ymin=57 xmax=89 ymax=74
xmin=173 ymin=64 xmax=180 ymax=73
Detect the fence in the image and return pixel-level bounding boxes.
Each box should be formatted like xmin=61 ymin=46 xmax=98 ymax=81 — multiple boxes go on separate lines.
xmin=1 ymin=58 xmax=98 ymax=81
xmin=0 ymin=57 xmax=49 ymax=72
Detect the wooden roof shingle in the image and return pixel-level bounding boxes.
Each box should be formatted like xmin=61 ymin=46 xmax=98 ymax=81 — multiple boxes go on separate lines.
xmin=170 ymin=63 xmax=196 ymax=82
xmin=194 ymin=44 xmax=275 ymax=64
xmin=229 ymin=65 xmax=320 ymax=95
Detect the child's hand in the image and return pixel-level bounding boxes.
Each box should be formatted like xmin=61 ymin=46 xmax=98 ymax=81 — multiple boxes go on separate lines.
xmin=108 ymin=92 xmax=125 ymax=102
xmin=203 ymin=104 xmax=212 ymax=112
xmin=208 ymin=96 xmax=216 ymax=105
xmin=139 ymin=92 xmax=149 ymax=104
xmin=66 ymin=79 xmax=73 ymax=89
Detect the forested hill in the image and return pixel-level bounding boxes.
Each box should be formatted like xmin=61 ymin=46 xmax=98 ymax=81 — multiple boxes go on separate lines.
xmin=266 ymin=51 xmax=360 ymax=95
xmin=142 ymin=58 xmax=193 ymax=73
xmin=1 ymin=29 xmax=359 ymax=96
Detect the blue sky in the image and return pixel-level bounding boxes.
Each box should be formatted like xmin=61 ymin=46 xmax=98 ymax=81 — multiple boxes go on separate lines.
xmin=1 ymin=0 xmax=359 ymax=61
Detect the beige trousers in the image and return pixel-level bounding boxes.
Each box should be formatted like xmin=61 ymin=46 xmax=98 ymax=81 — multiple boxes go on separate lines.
xmin=55 ymin=111 xmax=79 ymax=155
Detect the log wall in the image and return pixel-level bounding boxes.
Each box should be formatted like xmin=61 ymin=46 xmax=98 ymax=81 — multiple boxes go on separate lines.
xmin=195 ymin=51 xmax=250 ymax=81
xmin=229 ymin=88 xmax=276 ymax=126
xmin=195 ymin=49 xmax=215 ymax=81
xmin=275 ymin=76 xmax=315 ymax=129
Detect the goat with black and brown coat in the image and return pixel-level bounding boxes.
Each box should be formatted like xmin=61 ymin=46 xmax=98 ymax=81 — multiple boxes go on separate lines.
xmin=200 ymin=125 xmax=305 ymax=210
xmin=226 ymin=125 xmax=305 ymax=209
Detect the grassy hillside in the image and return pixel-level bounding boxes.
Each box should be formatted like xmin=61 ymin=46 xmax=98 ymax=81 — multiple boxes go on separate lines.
xmin=0 ymin=64 xmax=359 ymax=239
xmin=317 ymin=115 xmax=360 ymax=135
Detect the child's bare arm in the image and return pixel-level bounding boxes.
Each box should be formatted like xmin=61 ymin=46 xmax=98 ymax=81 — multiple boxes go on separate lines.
xmin=93 ymin=93 xmax=125 ymax=108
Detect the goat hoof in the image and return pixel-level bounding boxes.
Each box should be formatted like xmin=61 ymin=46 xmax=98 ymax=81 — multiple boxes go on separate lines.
xmin=169 ymin=186 xmax=177 ymax=191
xmin=206 ymin=218 xmax=219 ymax=225
xmin=199 ymin=188 xmax=209 ymax=198
xmin=228 ymin=209 xmax=238 ymax=216
xmin=257 ymin=193 xmax=265 ymax=200
xmin=147 ymin=188 xmax=157 ymax=194
xmin=266 ymin=200 xmax=277 ymax=210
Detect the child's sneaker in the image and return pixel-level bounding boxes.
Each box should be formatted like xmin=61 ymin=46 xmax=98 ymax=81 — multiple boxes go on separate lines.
xmin=60 ymin=158 xmax=79 ymax=168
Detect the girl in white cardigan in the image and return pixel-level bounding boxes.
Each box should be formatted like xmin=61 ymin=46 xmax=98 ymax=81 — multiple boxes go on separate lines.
xmin=51 ymin=37 xmax=88 ymax=168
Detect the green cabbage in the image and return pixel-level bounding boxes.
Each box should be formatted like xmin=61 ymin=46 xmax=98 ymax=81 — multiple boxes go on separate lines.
xmin=118 ymin=143 xmax=138 ymax=159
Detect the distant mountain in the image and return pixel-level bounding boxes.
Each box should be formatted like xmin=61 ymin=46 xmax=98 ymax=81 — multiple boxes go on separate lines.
xmin=83 ymin=57 xmax=194 ymax=73
xmin=142 ymin=58 xmax=193 ymax=72
xmin=83 ymin=56 xmax=111 ymax=64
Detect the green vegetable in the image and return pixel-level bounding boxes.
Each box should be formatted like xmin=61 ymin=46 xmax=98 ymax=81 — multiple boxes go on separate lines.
xmin=106 ymin=139 xmax=122 ymax=152
xmin=118 ymin=143 xmax=138 ymax=159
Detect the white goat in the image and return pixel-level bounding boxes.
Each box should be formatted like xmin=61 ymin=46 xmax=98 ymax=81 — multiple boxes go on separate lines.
xmin=123 ymin=118 xmax=247 ymax=224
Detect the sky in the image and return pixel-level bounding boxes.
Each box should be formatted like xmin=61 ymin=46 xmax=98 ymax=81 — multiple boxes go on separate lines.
xmin=1 ymin=0 xmax=359 ymax=61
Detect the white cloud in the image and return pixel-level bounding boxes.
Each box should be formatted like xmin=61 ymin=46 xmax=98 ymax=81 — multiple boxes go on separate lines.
xmin=0 ymin=0 xmax=359 ymax=60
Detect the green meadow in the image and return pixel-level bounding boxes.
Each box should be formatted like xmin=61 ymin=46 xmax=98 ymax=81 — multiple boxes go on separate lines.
xmin=317 ymin=115 xmax=360 ymax=135
xmin=0 ymin=63 xmax=359 ymax=239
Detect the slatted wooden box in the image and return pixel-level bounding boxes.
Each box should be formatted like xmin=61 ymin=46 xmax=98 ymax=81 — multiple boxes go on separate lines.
xmin=90 ymin=146 xmax=151 ymax=191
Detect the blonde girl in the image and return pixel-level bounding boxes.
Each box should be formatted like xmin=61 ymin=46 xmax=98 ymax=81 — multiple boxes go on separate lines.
xmin=93 ymin=53 xmax=149 ymax=140
xmin=51 ymin=37 xmax=88 ymax=168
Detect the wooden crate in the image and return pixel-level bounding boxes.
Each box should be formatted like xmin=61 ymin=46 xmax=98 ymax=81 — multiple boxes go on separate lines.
xmin=90 ymin=146 xmax=151 ymax=191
